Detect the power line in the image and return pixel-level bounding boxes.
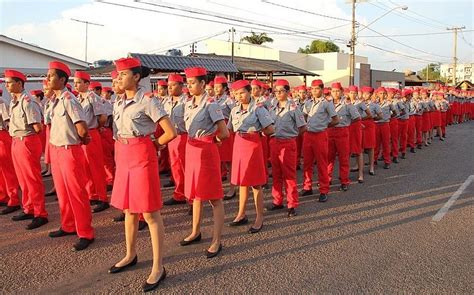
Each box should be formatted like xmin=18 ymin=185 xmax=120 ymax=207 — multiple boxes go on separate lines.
xmin=145 ymin=31 xmax=228 ymax=53
xmin=459 ymin=30 xmax=473 ymax=48
xmin=359 ymin=30 xmax=474 ymax=38
xmin=361 ymin=43 xmax=440 ymax=63
xmin=387 ymin=0 xmax=453 ymax=28
xmin=261 ymin=0 xmax=352 ymax=22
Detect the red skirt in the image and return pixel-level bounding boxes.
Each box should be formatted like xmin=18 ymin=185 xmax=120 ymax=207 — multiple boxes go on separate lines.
xmin=111 ymin=137 xmax=162 ymax=213
xmin=422 ymin=112 xmax=431 ymax=132
xmin=218 ymin=131 xmax=234 ymax=162
xmin=39 ymin=123 xmax=47 ymax=153
xmin=231 ymin=133 xmax=266 ymax=186
xmin=44 ymin=125 xmax=51 ymax=164
xmin=362 ymin=119 xmax=376 ymax=149
xmin=432 ymin=110 xmax=441 ymax=127
xmin=185 ymin=135 xmax=223 ymax=201
xmin=349 ymin=120 xmax=362 ymax=154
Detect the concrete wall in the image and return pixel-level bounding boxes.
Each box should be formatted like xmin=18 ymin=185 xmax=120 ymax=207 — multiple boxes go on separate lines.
xmin=371 ymin=70 xmax=405 ymax=88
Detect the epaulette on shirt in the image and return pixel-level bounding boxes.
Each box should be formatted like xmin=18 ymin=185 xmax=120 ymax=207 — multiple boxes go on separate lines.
xmin=144 ymin=92 xmax=153 ymax=99
xmin=22 ymin=93 xmax=31 ymax=102
xmin=207 ymin=97 xmax=216 ymax=103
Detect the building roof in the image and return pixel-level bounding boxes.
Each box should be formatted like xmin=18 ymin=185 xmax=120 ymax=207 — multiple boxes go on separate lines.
xmin=0 ymin=34 xmax=89 ymax=69
xmin=195 ymin=53 xmax=317 ymax=76
xmin=455 ymin=80 xmax=473 ymax=90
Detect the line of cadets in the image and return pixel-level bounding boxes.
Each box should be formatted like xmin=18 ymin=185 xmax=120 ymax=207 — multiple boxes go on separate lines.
xmin=0 ymin=59 xmax=473 ymax=292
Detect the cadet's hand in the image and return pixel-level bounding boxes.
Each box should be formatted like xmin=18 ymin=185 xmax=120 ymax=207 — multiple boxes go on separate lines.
xmin=214 ymin=135 xmax=222 ymax=146
xmin=81 ymin=135 xmax=91 ymax=145
xmin=153 ymin=139 xmax=166 ymax=151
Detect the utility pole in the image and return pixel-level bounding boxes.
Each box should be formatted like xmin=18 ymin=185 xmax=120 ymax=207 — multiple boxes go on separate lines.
xmin=426 ymin=64 xmax=429 ymax=82
xmin=349 ymin=0 xmax=356 ymax=85
xmin=230 ymin=27 xmax=235 ymax=64
xmin=190 ymin=43 xmax=196 ymax=55
xmin=447 ymin=26 xmax=465 ymax=85
xmin=71 ymin=18 xmax=104 ymax=63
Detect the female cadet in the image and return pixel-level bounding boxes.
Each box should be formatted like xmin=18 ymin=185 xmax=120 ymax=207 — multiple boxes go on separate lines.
xmin=327 ymin=82 xmax=360 ymax=191
xmin=180 ymin=67 xmax=229 ymax=258
xmin=266 ymin=79 xmax=306 ymax=217
xmin=386 ymin=88 xmax=403 ymax=163
xmin=375 ymin=87 xmax=396 ymax=169
xmin=108 ymin=57 xmax=176 ymax=292
xmin=213 ymin=76 xmax=236 ymax=199
xmin=227 ymin=80 xmax=274 ymax=233
xmin=348 ymin=85 xmax=371 ymax=183
xmin=432 ymin=92 xmax=443 ymax=141
xmin=360 ymin=86 xmax=382 ymax=176
xmin=438 ymin=92 xmax=449 ymax=139
xmin=205 ymin=81 xmax=215 ymax=97
xmin=421 ymin=89 xmax=432 ymax=146
xmin=412 ymin=89 xmax=424 ymax=149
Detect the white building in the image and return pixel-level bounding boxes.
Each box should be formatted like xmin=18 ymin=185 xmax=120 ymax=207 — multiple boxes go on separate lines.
xmin=440 ymin=63 xmax=473 ymax=84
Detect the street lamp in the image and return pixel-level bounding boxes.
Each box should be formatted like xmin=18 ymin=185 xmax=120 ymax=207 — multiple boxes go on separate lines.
xmin=358 ymin=5 xmax=408 ymax=34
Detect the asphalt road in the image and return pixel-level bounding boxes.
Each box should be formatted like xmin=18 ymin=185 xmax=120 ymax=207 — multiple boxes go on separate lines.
xmin=1 ymin=121 xmax=473 ymax=294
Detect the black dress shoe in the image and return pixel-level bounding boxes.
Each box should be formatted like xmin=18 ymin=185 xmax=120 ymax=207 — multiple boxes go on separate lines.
xmin=440 ymin=137 xmax=445 ymax=141
xmin=383 ymin=163 xmax=390 ymax=169
xmin=223 ymin=192 xmax=236 ymax=200
xmin=1 ymin=205 xmax=21 ymax=215
xmin=11 ymin=212 xmax=34 ymax=221
xmin=262 ymin=183 xmax=270 ymax=190
xmin=369 ymin=171 xmax=375 ymax=176
xmin=113 ymin=213 xmax=125 ymax=222
xmin=401 ymin=153 xmax=406 ymax=159
xmin=0 ymin=201 xmax=8 ymax=207
xmin=287 ymin=208 xmax=297 ymax=217
xmin=206 ymin=244 xmax=222 ymax=259
xmin=228 ymin=216 xmax=248 ymax=227
xmin=392 ymin=157 xmax=399 ymax=163
xmin=45 ymin=190 xmax=56 ymax=197
xmin=410 ymin=147 xmax=416 ymax=153
xmin=350 ymin=168 xmax=359 ymax=172
xmin=106 ymin=184 xmax=113 ymax=191
xmin=300 ymin=189 xmax=313 ymax=196
xmin=265 ymin=203 xmax=284 ymax=211
xmin=72 ymin=238 xmax=94 ymax=251
xmin=319 ymin=194 xmax=328 ymax=202
xmin=221 ymin=176 xmax=228 ymax=182
xmin=162 ymin=181 xmax=175 ymax=188
xmin=163 ymin=198 xmax=187 ymax=206
xmin=358 ymin=179 xmax=364 ymax=184
xmin=90 ymin=200 xmax=100 ymax=206
xmin=26 ymin=217 xmax=49 ymax=230
xmin=92 ymin=201 xmax=110 ymax=213
xmin=417 ymin=144 xmax=422 ymax=149
xmin=109 ymin=256 xmax=138 ymax=274
xmin=143 ymin=268 xmax=166 ymax=292
xmin=180 ymin=233 xmax=202 ymax=246
xmin=339 ymin=184 xmax=348 ymax=191
xmin=49 ymin=228 xmax=77 ymax=238
xmin=138 ymin=220 xmax=148 ymax=231
xmin=248 ymin=224 xmax=263 ymax=234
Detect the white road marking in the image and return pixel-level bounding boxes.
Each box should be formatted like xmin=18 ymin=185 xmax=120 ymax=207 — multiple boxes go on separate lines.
xmin=432 ymin=175 xmax=474 ymax=222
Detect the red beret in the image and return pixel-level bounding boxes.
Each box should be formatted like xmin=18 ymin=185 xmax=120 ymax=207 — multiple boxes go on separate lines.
xmin=157 ymin=80 xmax=168 ymax=87
xmin=207 ymin=81 xmax=214 ymax=87
xmin=74 ymin=71 xmax=91 ymax=81
xmin=401 ymin=89 xmax=412 ymax=97
xmin=386 ymin=88 xmax=397 ymax=94
xmin=323 ymin=87 xmax=331 ymax=95
xmin=361 ymin=86 xmax=374 ymax=93
xmin=231 ymin=80 xmax=250 ymax=91
xmin=168 ymin=74 xmax=183 ymax=83
xmin=250 ymin=79 xmax=262 ymax=87
xmin=420 ymin=88 xmax=428 ymax=94
xmin=111 ymin=70 xmax=118 ymax=79
xmin=274 ymin=79 xmax=289 ymax=87
xmin=343 ymin=87 xmax=350 ymax=94
xmin=214 ymin=76 xmax=228 ymax=84
xmin=89 ymin=81 xmax=102 ymax=89
xmin=4 ymin=69 xmax=27 ymax=82
xmin=311 ymin=79 xmax=324 ymax=87
xmin=375 ymin=87 xmax=386 ymax=93
xmin=262 ymin=83 xmax=270 ymax=89
xmin=184 ymin=67 xmax=207 ymax=78
xmin=295 ymin=85 xmax=306 ymax=91
xmin=348 ymin=85 xmax=358 ymax=92
xmin=30 ymin=90 xmax=43 ymax=96
xmin=115 ymin=57 xmax=141 ymax=71
xmin=102 ymin=87 xmax=112 ymax=92
xmin=331 ymin=82 xmax=342 ymax=89
xmin=49 ymin=61 xmax=71 ymax=76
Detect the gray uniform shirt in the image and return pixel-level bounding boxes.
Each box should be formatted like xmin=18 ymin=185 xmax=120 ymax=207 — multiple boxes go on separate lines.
xmin=43 ymin=98 xmax=55 ymax=125
xmin=0 ymin=97 xmax=10 ymax=130
xmin=270 ymin=100 xmax=306 ymax=139
xmin=334 ymin=99 xmax=360 ymax=127
xmin=354 ymin=99 xmax=368 ymax=117
xmin=49 ymin=89 xmax=86 ymax=146
xmin=78 ymin=91 xmax=106 ymax=129
xmin=215 ymin=94 xmax=235 ymax=119
xmin=362 ymin=102 xmax=380 ymax=119
xmin=228 ymin=98 xmax=273 ymax=132
xmin=113 ymin=89 xmax=167 ymax=139
xmin=377 ymin=101 xmax=393 ymax=123
xmin=9 ymin=90 xmax=42 ymax=137
xmin=303 ymin=96 xmax=336 ymax=132
xmin=184 ymin=93 xmax=225 ymax=138
xmin=399 ymin=100 xmax=410 ymax=120
xmin=163 ymin=94 xmax=187 ymax=134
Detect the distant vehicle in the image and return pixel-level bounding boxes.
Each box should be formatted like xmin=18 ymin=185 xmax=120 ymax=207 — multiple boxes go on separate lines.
xmin=93 ymin=60 xmax=113 ymax=68
xmin=166 ymin=49 xmax=183 ymax=56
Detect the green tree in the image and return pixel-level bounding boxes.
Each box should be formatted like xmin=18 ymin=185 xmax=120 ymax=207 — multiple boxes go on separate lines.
xmin=417 ymin=63 xmax=441 ymax=81
xmin=240 ymin=32 xmax=274 ymax=45
xmin=297 ymin=40 xmax=340 ymax=54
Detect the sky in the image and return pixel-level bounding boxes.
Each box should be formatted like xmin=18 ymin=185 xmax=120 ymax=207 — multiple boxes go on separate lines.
xmin=1 ymin=0 xmax=473 ymax=73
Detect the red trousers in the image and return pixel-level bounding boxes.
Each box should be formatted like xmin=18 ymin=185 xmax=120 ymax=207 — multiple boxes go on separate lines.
xmin=447 ymin=108 xmax=453 ymax=125
xmin=375 ymin=123 xmax=391 ymax=164
xmin=82 ymin=129 xmax=107 ymax=202
xmin=407 ymin=116 xmax=416 ymax=148
xmin=327 ymin=127 xmax=350 ymax=185
xmin=398 ymin=119 xmax=409 ymax=153
xmin=303 ymin=130 xmax=330 ymax=194
xmin=389 ymin=118 xmax=399 ymax=158
xmin=415 ymin=115 xmax=423 ymax=145
xmin=0 ymin=130 xmax=19 ymax=206
xmin=12 ymin=135 xmax=47 ymax=218
xmin=261 ymin=135 xmax=270 ymax=176
xmin=51 ymin=144 xmax=94 ymax=239
xmin=100 ymin=128 xmax=115 ymax=185
xmin=270 ymin=137 xmax=298 ymax=208
xmin=296 ymin=134 xmax=303 ymax=166
xmin=441 ymin=112 xmax=447 ymax=136
xmin=168 ymin=133 xmax=187 ymax=202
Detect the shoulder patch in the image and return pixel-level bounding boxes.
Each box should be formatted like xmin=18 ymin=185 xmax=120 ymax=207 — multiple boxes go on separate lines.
xmin=144 ymin=92 xmax=153 ymax=99
xmin=207 ymin=97 xmax=216 ymax=103
xmin=289 ymin=102 xmax=297 ymax=111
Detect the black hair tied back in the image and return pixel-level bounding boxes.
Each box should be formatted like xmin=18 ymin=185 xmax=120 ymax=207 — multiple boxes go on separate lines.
xmin=131 ymin=66 xmax=151 ymax=81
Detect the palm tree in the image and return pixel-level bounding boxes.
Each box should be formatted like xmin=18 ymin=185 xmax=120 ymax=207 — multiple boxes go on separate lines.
xmin=240 ymin=32 xmax=274 ymax=45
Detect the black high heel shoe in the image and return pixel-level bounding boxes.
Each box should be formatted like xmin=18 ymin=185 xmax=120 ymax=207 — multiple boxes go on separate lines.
xmin=143 ymin=268 xmax=167 ymax=292
xmin=249 ymin=224 xmax=263 ymax=234
xmin=206 ymin=244 xmax=222 ymax=258
xmin=179 ymin=233 xmax=202 ymax=246
xmin=109 ymin=256 xmax=138 ymax=274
